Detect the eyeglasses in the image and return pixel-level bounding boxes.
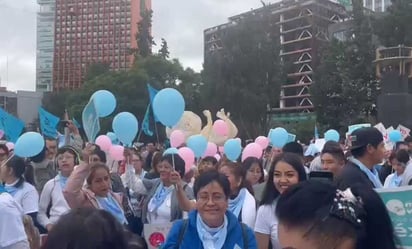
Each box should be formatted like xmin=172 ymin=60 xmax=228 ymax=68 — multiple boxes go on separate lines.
xmin=57 ymin=155 xmax=74 ymax=161
xmin=158 ymin=164 xmax=172 ymax=170
xmin=197 ymin=194 xmax=226 ymax=204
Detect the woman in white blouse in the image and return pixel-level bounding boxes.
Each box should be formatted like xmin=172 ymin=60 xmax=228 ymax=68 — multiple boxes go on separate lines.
xmin=0 ymin=186 xmax=30 ymax=249
xmin=123 ymin=152 xmax=194 ymax=225
xmin=38 ymin=146 xmax=79 ymax=232
xmin=0 ymin=157 xmax=40 ymax=229
xmin=254 ymin=153 xmax=307 ymax=249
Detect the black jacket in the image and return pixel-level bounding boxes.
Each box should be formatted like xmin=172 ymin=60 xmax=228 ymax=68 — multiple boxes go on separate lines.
xmin=336 ymin=161 xmax=375 ymax=190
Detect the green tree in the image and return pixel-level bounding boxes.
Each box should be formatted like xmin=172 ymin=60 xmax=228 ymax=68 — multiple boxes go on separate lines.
xmin=134 ymin=9 xmax=155 ymax=59
xmin=373 ymin=0 xmax=412 ymax=46
xmin=42 ymin=91 xmax=71 ymax=119
xmin=158 ymin=38 xmax=170 ymax=59
xmin=201 ymin=7 xmax=283 ymax=139
xmin=311 ymin=1 xmax=379 ymax=131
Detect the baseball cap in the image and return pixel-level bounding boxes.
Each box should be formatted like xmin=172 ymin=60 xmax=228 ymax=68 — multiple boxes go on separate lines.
xmin=348 ymin=127 xmax=383 ymax=151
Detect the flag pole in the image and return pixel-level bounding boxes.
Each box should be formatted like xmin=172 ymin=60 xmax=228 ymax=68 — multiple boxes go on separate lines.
xmin=137 ymin=104 xmax=151 ymax=142
xmin=154 ymin=119 xmax=159 ymax=145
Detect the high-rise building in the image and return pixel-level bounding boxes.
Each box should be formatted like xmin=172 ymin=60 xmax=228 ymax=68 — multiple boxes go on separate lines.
xmin=53 ymin=0 xmax=150 ymax=91
xmin=363 ymin=0 xmax=391 ymax=12
xmin=36 ymin=0 xmax=56 ymax=92
xmin=204 ymin=0 xmax=347 ymax=122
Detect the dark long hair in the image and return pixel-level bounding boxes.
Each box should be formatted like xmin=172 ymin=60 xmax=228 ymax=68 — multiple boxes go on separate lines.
xmin=42 ymin=208 xmax=128 ymax=249
xmin=260 ymin=153 xmax=307 ymax=205
xmin=6 ymin=156 xmax=27 ymax=188
xmin=242 ymin=157 xmax=264 ymax=183
xmin=276 ymin=181 xmax=398 ymax=249
xmin=219 ymin=161 xmax=253 ymax=196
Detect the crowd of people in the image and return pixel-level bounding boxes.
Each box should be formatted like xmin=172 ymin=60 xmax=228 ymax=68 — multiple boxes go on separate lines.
xmin=0 ymin=125 xmax=406 ymax=249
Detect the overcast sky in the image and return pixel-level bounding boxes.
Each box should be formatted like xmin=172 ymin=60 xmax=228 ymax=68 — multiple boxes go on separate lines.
xmin=0 ymin=0 xmax=273 ymax=92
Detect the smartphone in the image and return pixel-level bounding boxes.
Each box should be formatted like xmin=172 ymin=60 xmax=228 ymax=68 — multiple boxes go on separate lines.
xmin=309 ymin=171 xmax=334 ymax=182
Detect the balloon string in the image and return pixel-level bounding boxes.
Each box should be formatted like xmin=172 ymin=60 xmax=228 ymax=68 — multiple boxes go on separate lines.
xmin=172 ymin=154 xmax=175 ymax=171
xmin=1 ymin=154 xmax=15 ymax=168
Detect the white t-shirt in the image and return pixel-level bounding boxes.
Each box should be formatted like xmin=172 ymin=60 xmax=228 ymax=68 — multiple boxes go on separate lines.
xmin=38 ymin=176 xmax=71 ymax=227
xmin=254 ymin=200 xmax=281 ymax=249
xmin=402 ymin=161 xmax=412 ymax=186
xmin=241 ymin=189 xmax=257 ymax=229
xmin=147 ymin=191 xmax=172 ymax=224
xmin=12 ymin=182 xmax=39 ymax=214
xmin=0 ymin=193 xmax=28 ymax=248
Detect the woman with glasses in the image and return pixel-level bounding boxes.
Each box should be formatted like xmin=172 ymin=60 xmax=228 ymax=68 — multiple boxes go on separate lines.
xmin=173 ymin=161 xmax=257 ymax=229
xmin=121 ymin=150 xmax=147 ymax=234
xmin=163 ymin=171 xmax=257 ymax=249
xmin=38 ymin=146 xmax=79 ymax=233
xmin=122 ymin=152 xmax=194 ymax=225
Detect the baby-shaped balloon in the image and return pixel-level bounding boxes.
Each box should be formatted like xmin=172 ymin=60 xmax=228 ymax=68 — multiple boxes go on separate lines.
xmin=166 ymin=108 xmax=238 ymax=146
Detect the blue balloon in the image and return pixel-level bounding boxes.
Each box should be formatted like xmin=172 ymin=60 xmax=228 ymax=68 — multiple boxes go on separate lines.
xmin=112 ymin=112 xmax=139 ymax=145
xmin=163 ymin=147 xmax=179 ymax=156
xmin=269 ymin=127 xmax=289 ymax=148
xmin=106 ymin=132 xmax=119 ymax=145
xmin=15 ymin=132 xmax=45 ymax=157
xmin=91 ymin=90 xmax=117 ymax=118
xmin=187 ymin=135 xmax=208 ymax=158
xmin=324 ymin=129 xmax=340 ymax=142
xmin=153 ymin=88 xmax=185 ymax=127
xmin=389 ymin=130 xmax=402 ymax=143
xmin=224 ymin=139 xmax=242 ymax=161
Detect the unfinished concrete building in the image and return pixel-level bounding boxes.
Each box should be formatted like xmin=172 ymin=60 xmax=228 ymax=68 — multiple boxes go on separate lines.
xmin=204 ymin=0 xmax=348 ymax=123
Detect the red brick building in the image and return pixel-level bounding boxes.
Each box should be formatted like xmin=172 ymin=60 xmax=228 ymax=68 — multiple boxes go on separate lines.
xmin=53 ymin=0 xmax=151 ymax=91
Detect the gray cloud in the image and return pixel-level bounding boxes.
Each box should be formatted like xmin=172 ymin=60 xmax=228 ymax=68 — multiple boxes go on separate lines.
xmin=0 ymin=1 xmax=37 ymax=91
xmin=0 ymin=0 xmax=271 ymax=91
xmin=152 ymin=0 xmax=262 ymax=71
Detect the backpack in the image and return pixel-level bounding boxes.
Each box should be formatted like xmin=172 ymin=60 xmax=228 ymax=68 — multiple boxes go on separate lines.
xmin=176 ymin=219 xmax=249 ymax=249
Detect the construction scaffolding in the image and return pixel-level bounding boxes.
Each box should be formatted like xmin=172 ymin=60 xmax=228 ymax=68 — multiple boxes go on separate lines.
xmin=275 ymin=0 xmax=347 ymax=113
xmin=204 ymin=0 xmax=348 ymax=120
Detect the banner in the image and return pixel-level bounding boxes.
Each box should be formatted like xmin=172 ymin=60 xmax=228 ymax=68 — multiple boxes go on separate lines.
xmin=38 ymin=107 xmax=60 ymax=138
xmin=377 ymin=186 xmax=412 ymax=248
xmin=287 ymin=133 xmax=296 ymax=143
xmin=347 ymin=123 xmax=371 ymax=135
xmin=142 ymin=104 xmax=154 ymax=136
xmin=0 ymin=108 xmax=24 ymax=143
xmin=314 ymin=125 xmax=319 ymax=139
xmin=147 ymin=84 xmax=159 ymax=122
xmin=82 ymin=99 xmax=100 ymax=142
xmin=144 ymin=223 xmax=173 ymax=249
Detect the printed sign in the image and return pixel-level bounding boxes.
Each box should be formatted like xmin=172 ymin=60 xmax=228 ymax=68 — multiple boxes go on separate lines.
xmin=375 ymin=123 xmax=387 ymax=139
xmin=82 ymin=99 xmax=100 ymax=142
xmin=144 ymin=223 xmax=173 ymax=249
xmin=314 ymin=138 xmax=326 ymax=152
xmin=397 ymin=125 xmax=411 ymax=140
xmin=377 ymin=186 xmax=412 ymax=249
